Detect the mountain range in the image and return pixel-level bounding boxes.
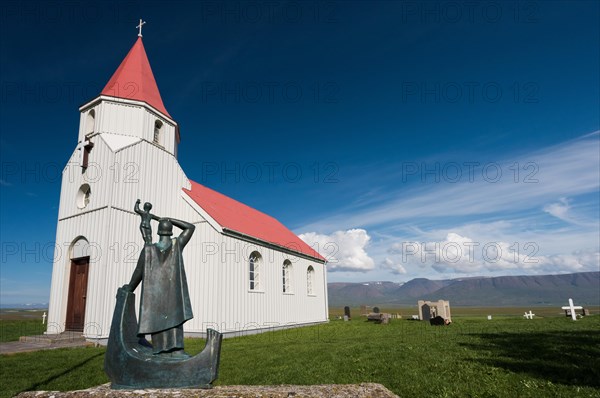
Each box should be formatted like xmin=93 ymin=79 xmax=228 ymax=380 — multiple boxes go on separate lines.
xmin=328 ymin=271 xmax=600 ymax=307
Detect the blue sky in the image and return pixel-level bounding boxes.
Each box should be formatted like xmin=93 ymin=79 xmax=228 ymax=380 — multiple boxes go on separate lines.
xmin=1 ymin=1 xmax=599 ymax=304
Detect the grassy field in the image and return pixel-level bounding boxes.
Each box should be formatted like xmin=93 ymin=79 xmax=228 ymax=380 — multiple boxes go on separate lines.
xmin=1 ymin=314 xmax=599 ymax=398
xmin=0 ymin=310 xmax=48 ymax=343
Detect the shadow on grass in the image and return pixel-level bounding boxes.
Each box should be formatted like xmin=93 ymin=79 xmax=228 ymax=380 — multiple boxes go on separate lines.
xmin=18 ymin=351 xmax=105 ymax=394
xmin=461 ymin=330 xmax=600 ymax=387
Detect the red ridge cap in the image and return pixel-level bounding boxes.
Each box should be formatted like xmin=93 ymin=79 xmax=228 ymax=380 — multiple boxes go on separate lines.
xmin=184 ymin=180 xmax=326 ymax=262
xmin=101 ymin=37 xmax=171 ymax=118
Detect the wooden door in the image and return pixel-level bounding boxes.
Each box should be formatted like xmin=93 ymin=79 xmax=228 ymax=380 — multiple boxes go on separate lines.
xmin=65 ymin=257 xmax=89 ymax=331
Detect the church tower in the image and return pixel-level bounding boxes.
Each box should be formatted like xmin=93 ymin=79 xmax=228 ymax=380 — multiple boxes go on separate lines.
xmin=47 ymin=33 xmax=193 ymax=334
xmin=80 ymin=36 xmax=179 ymax=157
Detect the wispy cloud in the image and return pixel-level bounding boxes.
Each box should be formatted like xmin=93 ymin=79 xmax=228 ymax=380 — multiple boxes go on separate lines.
xmin=297 ymin=132 xmax=600 ymax=280
xmin=301 ymin=133 xmax=600 ymax=233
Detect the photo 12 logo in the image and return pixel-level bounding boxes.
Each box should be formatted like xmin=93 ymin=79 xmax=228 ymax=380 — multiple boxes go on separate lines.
xmin=400 ymin=81 xmax=539 ymax=104
xmin=401 ymin=162 xmax=539 ymax=183
xmin=198 ymin=81 xmax=340 ymax=104
xmin=400 ymin=241 xmax=539 ymax=265
xmin=200 ymin=161 xmax=340 ymax=184
xmin=398 ymin=1 xmax=540 ymax=24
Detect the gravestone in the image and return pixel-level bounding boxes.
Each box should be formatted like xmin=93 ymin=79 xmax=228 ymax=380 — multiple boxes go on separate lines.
xmin=523 ymin=311 xmax=535 ymax=320
xmin=367 ymin=312 xmax=391 ymax=324
xmin=561 ymin=298 xmax=583 ymax=321
xmin=421 ymin=304 xmax=431 ymax=321
xmin=344 ymin=306 xmax=351 ymax=320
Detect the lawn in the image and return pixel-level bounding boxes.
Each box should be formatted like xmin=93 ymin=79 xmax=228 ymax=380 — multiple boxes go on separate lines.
xmin=1 ymin=315 xmax=599 ymax=398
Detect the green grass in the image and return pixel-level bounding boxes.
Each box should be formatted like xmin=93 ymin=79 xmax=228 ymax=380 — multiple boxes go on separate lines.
xmin=1 ymin=316 xmax=599 ymax=398
xmin=0 ymin=320 xmax=47 ymax=342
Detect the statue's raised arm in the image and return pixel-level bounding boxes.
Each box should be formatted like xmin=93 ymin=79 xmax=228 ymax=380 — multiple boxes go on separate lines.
xmin=161 ymin=217 xmax=195 ymax=249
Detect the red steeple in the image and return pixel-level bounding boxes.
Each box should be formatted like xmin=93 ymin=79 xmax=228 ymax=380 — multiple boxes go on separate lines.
xmin=101 ymin=37 xmax=171 ymax=118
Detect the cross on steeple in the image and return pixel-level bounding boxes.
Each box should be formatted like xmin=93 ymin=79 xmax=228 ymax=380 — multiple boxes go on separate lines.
xmin=136 ymin=19 xmax=146 ymax=37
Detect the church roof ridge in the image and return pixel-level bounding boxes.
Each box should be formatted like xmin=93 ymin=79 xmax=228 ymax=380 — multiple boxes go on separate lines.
xmin=184 ymin=180 xmax=326 ymax=263
xmin=101 ymin=37 xmax=171 ymax=118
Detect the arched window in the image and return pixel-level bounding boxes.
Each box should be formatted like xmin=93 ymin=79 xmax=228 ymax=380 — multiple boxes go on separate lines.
xmin=85 ymin=109 xmax=95 ymax=136
xmin=76 ymin=184 xmax=91 ymax=209
xmin=282 ymin=260 xmax=292 ymax=293
xmin=249 ymin=251 xmax=262 ymax=291
xmin=153 ymin=120 xmax=163 ymax=145
xmin=307 ymin=265 xmax=315 ymax=295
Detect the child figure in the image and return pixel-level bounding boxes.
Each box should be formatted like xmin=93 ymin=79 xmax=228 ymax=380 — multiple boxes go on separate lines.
xmin=134 ymin=199 xmax=160 ymax=245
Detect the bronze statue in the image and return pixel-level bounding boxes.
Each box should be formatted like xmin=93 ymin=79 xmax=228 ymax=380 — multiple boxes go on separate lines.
xmin=134 ymin=199 xmax=160 ymax=245
xmin=104 ymin=201 xmax=222 ymax=389
xmin=124 ymin=217 xmax=194 ymax=356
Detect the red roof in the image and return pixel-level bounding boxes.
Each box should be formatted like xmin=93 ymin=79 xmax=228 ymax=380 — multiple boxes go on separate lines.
xmin=184 ymin=180 xmax=326 ymax=262
xmin=101 ymin=37 xmax=171 ymax=118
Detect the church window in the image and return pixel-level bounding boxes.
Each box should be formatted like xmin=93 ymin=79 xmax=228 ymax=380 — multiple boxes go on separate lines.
xmin=307 ymin=266 xmax=315 ymax=295
xmin=76 ymin=184 xmax=91 ymax=209
xmin=153 ymin=120 xmax=163 ymax=145
xmin=282 ymin=260 xmax=292 ymax=293
xmin=85 ymin=109 xmax=95 ymax=136
xmin=249 ymin=251 xmax=262 ymax=291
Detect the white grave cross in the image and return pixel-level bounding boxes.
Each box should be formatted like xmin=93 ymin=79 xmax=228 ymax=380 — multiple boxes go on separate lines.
xmin=523 ymin=310 xmax=535 ymax=319
xmin=561 ymin=298 xmax=583 ymax=321
xmin=42 ymin=311 xmax=47 ymax=324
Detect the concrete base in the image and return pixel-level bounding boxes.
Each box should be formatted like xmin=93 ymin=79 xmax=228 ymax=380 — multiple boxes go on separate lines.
xmin=1 ymin=333 xmax=92 ymax=355
xmin=16 ymin=383 xmax=399 ymax=397
xmin=20 ymin=331 xmax=85 ymax=344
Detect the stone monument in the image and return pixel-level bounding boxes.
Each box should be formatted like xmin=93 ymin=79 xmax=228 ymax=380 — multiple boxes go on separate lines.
xmin=344 ymin=306 xmax=351 ymax=321
xmin=104 ymin=201 xmax=223 ymax=389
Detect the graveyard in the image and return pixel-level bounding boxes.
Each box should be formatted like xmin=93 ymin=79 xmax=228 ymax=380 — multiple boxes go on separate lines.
xmin=1 ymin=308 xmax=599 ymax=398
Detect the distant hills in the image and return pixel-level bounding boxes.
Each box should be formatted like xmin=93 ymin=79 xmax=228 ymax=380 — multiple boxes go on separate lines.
xmin=0 ymin=303 xmax=48 ymax=310
xmin=328 ymin=272 xmax=600 ymax=307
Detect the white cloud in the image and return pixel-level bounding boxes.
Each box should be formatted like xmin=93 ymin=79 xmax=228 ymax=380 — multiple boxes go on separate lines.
xmin=543 ymin=197 xmax=571 ymax=220
xmin=542 ymin=197 xmax=597 ymax=227
xmin=381 ymin=257 xmax=407 ymax=274
xmin=384 ymin=229 xmax=600 ymax=276
xmin=536 ymin=250 xmax=600 ymax=273
xmin=299 ymin=229 xmax=375 ymax=272
xmin=390 ymin=233 xmax=483 ymax=274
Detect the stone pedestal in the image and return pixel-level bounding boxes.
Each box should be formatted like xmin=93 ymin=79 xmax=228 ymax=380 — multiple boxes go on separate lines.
xmin=16 ymin=383 xmax=399 ymax=398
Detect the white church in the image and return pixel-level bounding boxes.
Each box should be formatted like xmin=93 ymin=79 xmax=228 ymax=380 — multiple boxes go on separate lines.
xmin=47 ymin=32 xmax=329 ymax=340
